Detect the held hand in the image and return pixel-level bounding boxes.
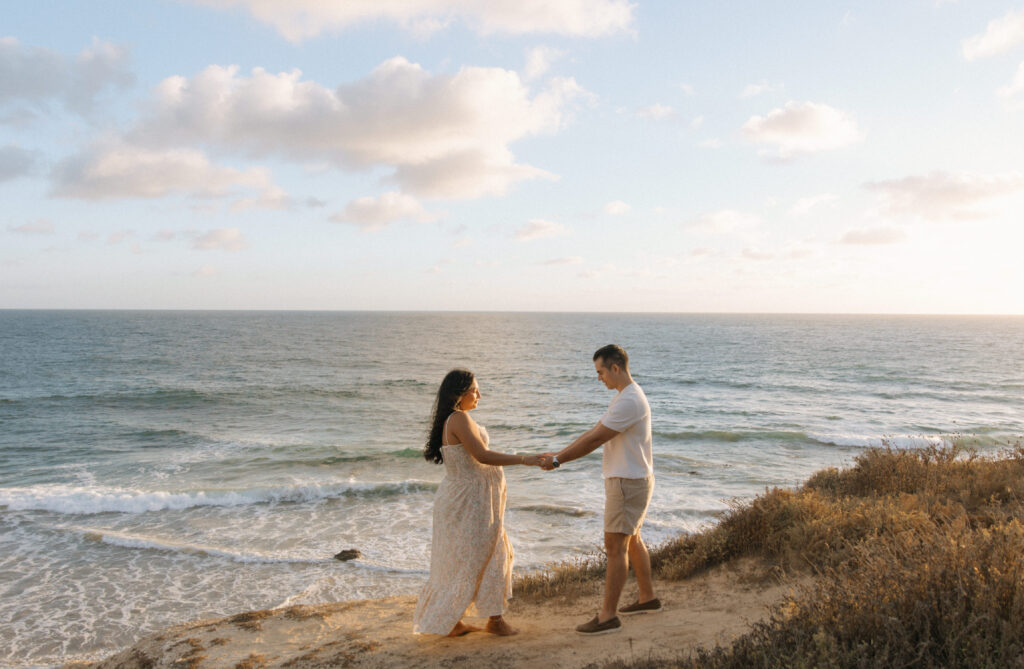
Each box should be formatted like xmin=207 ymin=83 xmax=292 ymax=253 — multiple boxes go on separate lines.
xmin=538 ymin=453 xmax=557 ymax=471
xmin=520 ymin=454 xmax=542 ymax=467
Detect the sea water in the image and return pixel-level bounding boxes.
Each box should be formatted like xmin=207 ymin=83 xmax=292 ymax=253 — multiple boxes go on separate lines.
xmin=1 ymin=311 xmax=1022 ymax=667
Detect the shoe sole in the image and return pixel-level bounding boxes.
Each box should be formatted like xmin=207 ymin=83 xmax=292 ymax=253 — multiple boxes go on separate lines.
xmin=576 ymin=626 xmax=622 ymax=636
xmin=619 ymin=607 xmax=662 ymax=617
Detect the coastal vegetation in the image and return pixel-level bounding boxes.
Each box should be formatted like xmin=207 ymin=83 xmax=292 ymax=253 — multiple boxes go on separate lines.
xmin=519 ymin=444 xmax=1024 ymax=668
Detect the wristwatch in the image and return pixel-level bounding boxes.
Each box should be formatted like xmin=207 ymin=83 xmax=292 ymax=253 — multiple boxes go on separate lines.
xmin=551 ymin=456 xmax=561 ymax=469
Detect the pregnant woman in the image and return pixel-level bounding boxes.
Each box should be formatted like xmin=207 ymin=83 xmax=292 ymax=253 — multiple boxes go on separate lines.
xmin=413 ymin=369 xmax=541 ymax=637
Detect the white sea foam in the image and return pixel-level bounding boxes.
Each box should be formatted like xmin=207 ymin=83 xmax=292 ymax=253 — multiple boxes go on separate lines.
xmin=0 ymin=479 xmax=438 ymax=515
xmin=809 ymin=433 xmax=949 ymax=449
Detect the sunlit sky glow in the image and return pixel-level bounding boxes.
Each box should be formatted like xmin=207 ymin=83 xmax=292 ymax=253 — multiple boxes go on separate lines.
xmin=2 ymin=1 xmax=1024 ymax=313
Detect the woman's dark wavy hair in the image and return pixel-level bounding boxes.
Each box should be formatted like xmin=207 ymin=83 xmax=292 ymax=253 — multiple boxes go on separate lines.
xmin=424 ymin=369 xmax=475 ymax=464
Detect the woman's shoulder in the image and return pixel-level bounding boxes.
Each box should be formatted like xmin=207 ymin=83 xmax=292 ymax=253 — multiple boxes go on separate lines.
xmin=448 ymin=410 xmax=475 ymax=428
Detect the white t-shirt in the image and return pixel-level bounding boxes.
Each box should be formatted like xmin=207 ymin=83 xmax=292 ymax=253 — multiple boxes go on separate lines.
xmin=599 ymin=382 xmax=653 ymax=479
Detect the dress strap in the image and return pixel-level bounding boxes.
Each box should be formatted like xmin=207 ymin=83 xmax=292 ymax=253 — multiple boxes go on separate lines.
xmin=443 ymin=411 xmax=457 ymax=445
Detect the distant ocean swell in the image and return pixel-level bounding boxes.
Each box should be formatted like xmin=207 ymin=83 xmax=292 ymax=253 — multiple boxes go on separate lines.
xmin=652 ymin=429 xmax=1014 ymax=449
xmin=0 ymin=479 xmax=438 ymax=515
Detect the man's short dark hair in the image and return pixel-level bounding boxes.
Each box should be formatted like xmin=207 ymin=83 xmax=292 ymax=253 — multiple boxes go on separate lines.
xmin=593 ymin=344 xmax=628 ymax=371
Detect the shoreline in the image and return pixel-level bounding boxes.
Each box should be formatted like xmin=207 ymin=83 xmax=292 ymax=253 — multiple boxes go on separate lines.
xmin=69 ymin=558 xmax=794 ymax=669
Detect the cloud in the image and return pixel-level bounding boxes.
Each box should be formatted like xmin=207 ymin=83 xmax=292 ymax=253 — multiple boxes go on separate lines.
xmin=330 ymin=191 xmax=438 ymax=231
xmin=51 ymin=141 xmax=285 ymax=206
xmin=998 ymin=61 xmax=1024 ymax=106
xmin=741 ymin=247 xmax=774 ymax=261
xmin=678 ymin=83 xmax=695 ymax=95
xmin=739 ymin=80 xmax=782 ymax=98
xmin=193 ymin=265 xmax=219 ymax=277
xmin=962 ymin=9 xmax=1024 ymax=61
xmin=131 ymin=58 xmax=581 ymax=199
xmin=516 ymin=218 xmax=565 ymax=241
xmin=698 ymin=138 xmax=722 ymax=149
xmin=840 ymin=227 xmax=907 ymax=245
xmin=0 ymin=143 xmax=35 ymax=181
xmin=789 ymin=193 xmax=838 ymax=216
xmin=185 ymin=0 xmax=636 ymax=41
xmin=636 ymin=103 xmax=673 ymax=120
xmin=604 ymin=200 xmax=631 ymax=215
xmin=9 ymin=218 xmax=54 ymax=234
xmin=0 ymin=36 xmax=133 ymax=117
xmin=688 ymin=209 xmax=760 ymax=235
xmin=524 ymin=46 xmax=564 ymax=81
xmin=865 ymin=171 xmax=1024 ymax=220
xmin=192 ymin=228 xmax=249 ymax=251
xmin=741 ymin=101 xmax=863 ymax=158
xmin=538 ymin=256 xmax=583 ymax=265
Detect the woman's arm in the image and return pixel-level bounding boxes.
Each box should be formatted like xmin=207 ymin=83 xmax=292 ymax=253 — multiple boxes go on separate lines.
xmin=448 ymin=412 xmax=539 ymax=466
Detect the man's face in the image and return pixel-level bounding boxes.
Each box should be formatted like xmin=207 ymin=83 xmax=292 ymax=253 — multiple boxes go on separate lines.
xmin=594 ymin=358 xmax=616 ymax=389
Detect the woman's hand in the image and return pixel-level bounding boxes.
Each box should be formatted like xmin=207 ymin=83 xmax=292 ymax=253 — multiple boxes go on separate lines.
xmin=520 ymin=454 xmax=542 ymax=467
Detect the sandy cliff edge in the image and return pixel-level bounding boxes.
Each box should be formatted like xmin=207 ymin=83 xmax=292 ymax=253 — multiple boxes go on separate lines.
xmin=73 ymin=560 xmax=798 ymax=669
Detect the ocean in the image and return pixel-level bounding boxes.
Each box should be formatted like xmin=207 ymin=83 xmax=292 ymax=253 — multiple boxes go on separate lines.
xmin=1 ymin=311 xmax=1022 ymax=667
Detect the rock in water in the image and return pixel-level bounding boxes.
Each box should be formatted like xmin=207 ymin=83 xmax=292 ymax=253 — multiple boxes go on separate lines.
xmin=334 ymin=549 xmax=361 ymax=561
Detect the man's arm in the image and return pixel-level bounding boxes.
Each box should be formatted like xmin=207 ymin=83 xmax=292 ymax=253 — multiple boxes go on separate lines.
xmin=554 ymin=422 xmax=621 ymax=465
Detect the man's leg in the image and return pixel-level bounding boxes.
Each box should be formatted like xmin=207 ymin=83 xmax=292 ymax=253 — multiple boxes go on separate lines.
xmin=627 ymin=533 xmax=656 ymax=603
xmin=600 ymin=532 xmax=630 ymax=622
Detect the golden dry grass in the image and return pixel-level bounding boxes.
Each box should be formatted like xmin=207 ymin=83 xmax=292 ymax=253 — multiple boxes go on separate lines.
xmin=530 ymin=443 xmax=1024 ymax=668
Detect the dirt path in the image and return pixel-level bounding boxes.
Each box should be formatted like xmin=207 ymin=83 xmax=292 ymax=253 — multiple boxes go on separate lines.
xmin=80 ymin=562 xmax=799 ymax=669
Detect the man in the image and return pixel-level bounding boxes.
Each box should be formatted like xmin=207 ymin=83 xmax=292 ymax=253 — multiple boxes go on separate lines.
xmin=540 ymin=344 xmax=660 ymax=635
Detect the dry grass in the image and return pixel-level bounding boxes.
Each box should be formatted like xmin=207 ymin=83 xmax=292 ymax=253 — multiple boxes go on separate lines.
xmin=552 ymin=443 xmax=1024 ymax=668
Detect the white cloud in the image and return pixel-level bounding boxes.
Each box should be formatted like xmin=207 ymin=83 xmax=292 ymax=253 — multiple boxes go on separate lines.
xmin=192 ymin=228 xmax=250 ymax=251
xmin=524 ymin=46 xmax=564 ymax=81
xmin=538 ymin=256 xmax=583 ymax=265
xmin=678 ymin=83 xmax=695 ymax=95
xmin=690 ymin=115 xmax=704 ymax=129
xmin=330 ymin=191 xmax=438 ymax=231
xmin=739 ymin=80 xmax=782 ymax=98
xmin=0 ymin=143 xmax=35 ymax=181
xmin=688 ymin=209 xmax=760 ymax=235
xmin=604 ymin=200 xmax=631 ymax=215
xmin=50 ymin=141 xmax=284 ymax=206
xmin=865 ymin=171 xmax=1024 ymax=220
xmin=840 ymin=227 xmax=907 ymax=245
xmin=698 ymin=138 xmax=722 ymax=149
xmin=185 ymin=0 xmax=636 ymax=41
xmin=107 ymin=230 xmax=134 ymax=244
xmin=9 ymin=218 xmax=54 ymax=234
xmin=131 ymin=58 xmax=580 ymax=199
xmin=741 ymin=247 xmax=774 ymax=261
xmin=962 ymin=9 xmax=1024 ymax=61
xmin=516 ymin=218 xmax=565 ymax=241
xmin=741 ymin=101 xmax=863 ymax=158
xmin=636 ymin=103 xmax=673 ymax=120
xmin=789 ymin=193 xmax=838 ymax=216
xmin=0 ymin=36 xmax=133 ymax=117
xmin=997 ymin=61 xmax=1024 ymax=106
xmin=193 ymin=265 xmax=219 ymax=277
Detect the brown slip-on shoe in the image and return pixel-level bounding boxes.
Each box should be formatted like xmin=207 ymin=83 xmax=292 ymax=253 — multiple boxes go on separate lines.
xmin=575 ymin=615 xmax=622 ymax=635
xmin=618 ymin=598 xmax=662 ymax=616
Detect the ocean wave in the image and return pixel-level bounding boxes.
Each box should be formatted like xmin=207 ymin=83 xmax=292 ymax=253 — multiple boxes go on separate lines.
xmin=0 ymin=479 xmax=439 ymax=515
xmin=808 ymin=433 xmax=957 ymax=449
xmin=76 ymin=528 xmax=324 ymax=564
xmin=654 ymin=429 xmax=811 ymax=443
xmin=514 ymin=504 xmax=594 ymax=517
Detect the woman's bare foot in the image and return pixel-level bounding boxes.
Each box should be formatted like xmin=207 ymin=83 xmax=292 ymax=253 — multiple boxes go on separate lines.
xmin=447 ymin=621 xmax=481 ymax=637
xmin=485 ymin=616 xmax=518 ymax=636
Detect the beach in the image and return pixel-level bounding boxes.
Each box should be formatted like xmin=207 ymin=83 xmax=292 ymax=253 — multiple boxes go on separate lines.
xmin=73 ymin=559 xmax=796 ymax=669
xmin=2 ymin=311 xmax=1023 ymax=667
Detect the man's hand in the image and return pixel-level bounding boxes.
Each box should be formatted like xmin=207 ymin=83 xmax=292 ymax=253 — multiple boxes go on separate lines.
xmin=538 ymin=453 xmax=558 ymax=471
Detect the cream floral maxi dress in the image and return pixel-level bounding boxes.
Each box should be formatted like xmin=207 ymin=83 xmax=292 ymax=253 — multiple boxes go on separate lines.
xmin=413 ymin=422 xmax=514 ymax=634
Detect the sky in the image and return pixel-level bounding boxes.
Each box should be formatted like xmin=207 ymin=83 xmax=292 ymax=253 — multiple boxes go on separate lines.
xmin=2 ymin=1 xmax=1024 ymax=313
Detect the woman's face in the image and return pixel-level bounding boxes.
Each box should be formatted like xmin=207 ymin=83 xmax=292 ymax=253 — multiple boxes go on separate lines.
xmin=457 ymin=379 xmax=480 ymax=411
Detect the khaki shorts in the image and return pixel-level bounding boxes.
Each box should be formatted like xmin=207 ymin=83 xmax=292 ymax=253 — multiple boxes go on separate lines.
xmin=604 ymin=476 xmax=654 ymax=535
